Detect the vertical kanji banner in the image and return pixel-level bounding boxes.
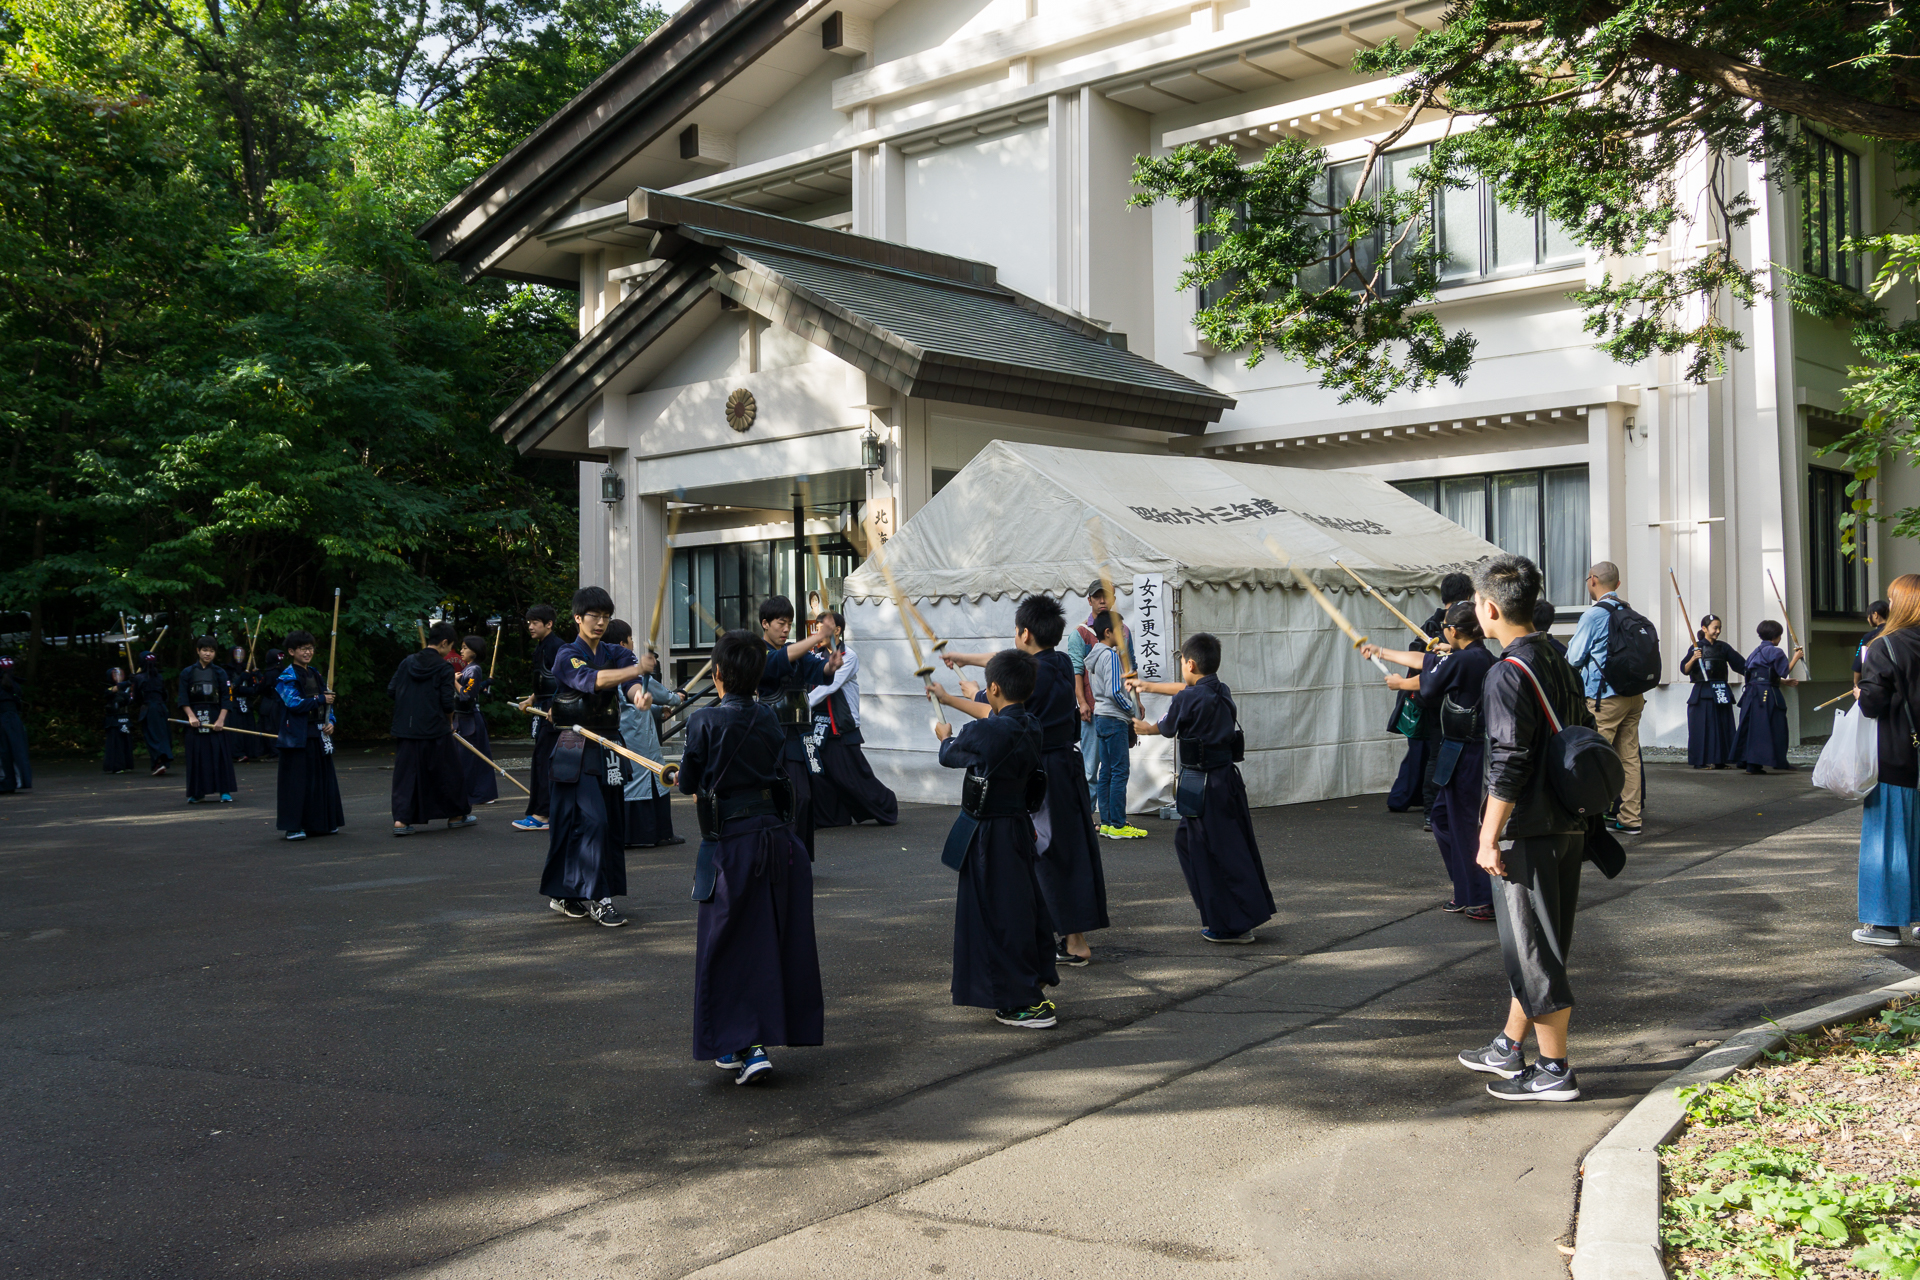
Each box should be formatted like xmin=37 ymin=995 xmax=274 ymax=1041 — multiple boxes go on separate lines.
xmin=1132 ymin=573 xmax=1169 ymax=681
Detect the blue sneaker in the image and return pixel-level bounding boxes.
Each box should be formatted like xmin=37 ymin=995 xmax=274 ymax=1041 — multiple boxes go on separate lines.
xmin=735 ymin=1046 xmax=772 ymax=1085
xmin=512 ymin=816 xmax=549 ymax=831
xmin=715 ymin=1051 xmax=745 ymax=1071
xmin=219 ymin=793 xmax=234 ymax=804
xmin=186 ymin=796 xmax=202 ymax=805
xmin=284 ymin=831 xmax=306 ymax=842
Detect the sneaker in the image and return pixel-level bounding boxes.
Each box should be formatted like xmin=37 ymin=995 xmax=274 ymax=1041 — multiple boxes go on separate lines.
xmin=392 ymin=824 xmax=413 ymax=837
xmin=1487 ymin=1061 xmax=1581 ymax=1102
xmin=1854 ymin=926 xmax=1906 ymax=948
xmin=152 ymin=764 xmax=167 ymax=777
xmin=284 ymin=831 xmax=307 ymax=842
xmin=1054 ymin=941 xmax=1089 ymax=968
xmin=511 ymin=816 xmax=549 ymax=832
xmin=1457 ymin=1038 xmax=1526 ymax=1078
xmin=186 ymin=796 xmax=202 ymax=805
xmin=219 ymin=793 xmax=233 ymax=804
xmin=1464 ymin=905 xmax=1495 ymax=923
xmin=1097 ymin=825 xmax=1125 ymax=840
xmin=1609 ymin=819 xmax=1642 ymax=835
xmin=1442 ymin=900 xmax=1467 ymax=914
xmin=549 ymin=897 xmax=588 ymax=919
xmin=715 ymin=1051 xmax=744 ymax=1070
xmin=1200 ymin=927 xmax=1257 ymax=944
xmin=589 ymin=899 xmax=627 ymax=927
xmin=994 ymin=1002 xmax=1058 ymax=1029
xmin=446 ymin=814 xmax=478 ymax=830
xmin=1117 ymin=825 xmax=1150 ymax=839
xmin=735 ymin=1046 xmax=772 ymax=1084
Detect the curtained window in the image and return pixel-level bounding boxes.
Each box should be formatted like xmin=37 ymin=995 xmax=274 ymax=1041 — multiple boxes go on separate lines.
xmin=1396 ymin=465 xmax=1590 ymax=611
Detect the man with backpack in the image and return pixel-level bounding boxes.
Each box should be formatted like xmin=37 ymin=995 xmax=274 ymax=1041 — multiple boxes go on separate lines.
xmin=1566 ymin=561 xmax=1660 ymax=836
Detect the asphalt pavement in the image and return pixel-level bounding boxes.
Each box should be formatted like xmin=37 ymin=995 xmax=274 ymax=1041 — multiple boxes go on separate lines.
xmin=0 ymin=749 xmax=1891 ymax=1278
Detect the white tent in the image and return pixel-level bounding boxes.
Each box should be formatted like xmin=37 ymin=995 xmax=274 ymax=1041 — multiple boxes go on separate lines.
xmin=841 ymin=441 xmax=1506 ymax=810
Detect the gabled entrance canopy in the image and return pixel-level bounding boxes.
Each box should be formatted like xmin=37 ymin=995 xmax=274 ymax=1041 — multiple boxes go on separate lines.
xmin=490 ymin=193 xmax=1237 ymax=456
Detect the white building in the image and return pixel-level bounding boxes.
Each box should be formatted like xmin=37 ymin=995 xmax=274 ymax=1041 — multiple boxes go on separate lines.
xmin=423 ymin=0 xmax=1911 ymax=746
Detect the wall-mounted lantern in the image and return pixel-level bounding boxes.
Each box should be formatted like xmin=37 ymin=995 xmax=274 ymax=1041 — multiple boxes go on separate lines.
xmin=861 ymin=430 xmax=885 ymax=475
xmin=600 ymin=465 xmax=626 ymax=507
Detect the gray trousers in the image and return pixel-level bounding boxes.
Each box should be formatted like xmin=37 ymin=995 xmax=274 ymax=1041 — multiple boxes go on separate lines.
xmin=1491 ymin=833 xmax=1585 ymax=1017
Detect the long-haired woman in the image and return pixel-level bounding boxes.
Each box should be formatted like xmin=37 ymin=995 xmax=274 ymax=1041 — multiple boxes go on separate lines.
xmin=1682 ymin=615 xmax=1745 ymax=768
xmin=1856 ymin=574 xmax=1920 ymax=946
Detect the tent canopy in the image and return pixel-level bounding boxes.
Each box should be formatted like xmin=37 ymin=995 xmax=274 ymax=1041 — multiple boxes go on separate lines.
xmin=844 ymin=441 xmax=1504 ymax=602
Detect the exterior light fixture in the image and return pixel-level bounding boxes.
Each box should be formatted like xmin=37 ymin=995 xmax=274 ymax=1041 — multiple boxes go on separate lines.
xmin=861 ymin=430 xmax=885 ymax=475
xmin=599 ymin=465 xmax=625 ymax=507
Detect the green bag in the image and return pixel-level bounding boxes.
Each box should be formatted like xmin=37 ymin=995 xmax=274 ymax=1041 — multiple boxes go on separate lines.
xmin=1394 ymin=696 xmax=1425 ymax=739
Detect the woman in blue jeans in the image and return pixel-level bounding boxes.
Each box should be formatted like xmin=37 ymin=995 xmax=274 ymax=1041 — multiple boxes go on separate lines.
xmin=1857 ymin=573 xmax=1920 ymax=947
xmin=1087 ymin=613 xmax=1141 ymax=838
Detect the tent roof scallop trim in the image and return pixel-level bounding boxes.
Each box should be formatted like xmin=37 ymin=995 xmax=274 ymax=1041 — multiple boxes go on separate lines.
xmin=843 ymin=442 xmax=1506 ymax=602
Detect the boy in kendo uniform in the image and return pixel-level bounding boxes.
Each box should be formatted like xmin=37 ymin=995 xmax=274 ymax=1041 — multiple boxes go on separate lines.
xmin=937 ymin=595 xmax=1108 ymax=968
xmin=275 ymin=630 xmax=344 ymax=841
xmin=224 ymin=645 xmax=262 ymax=762
xmin=104 ymin=666 xmax=136 ymax=774
xmin=1130 ymin=632 xmax=1275 ymax=944
xmin=675 ymin=629 xmax=824 ymax=1086
xmin=935 ymin=649 xmax=1059 ymax=1029
xmin=755 ymin=596 xmax=841 ymax=859
xmin=179 ymin=636 xmax=237 ymax=804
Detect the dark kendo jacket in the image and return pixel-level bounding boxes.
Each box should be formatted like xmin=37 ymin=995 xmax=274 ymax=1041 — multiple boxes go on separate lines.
xmin=276 ymin=662 xmax=331 ymax=748
xmin=939 ymin=704 xmax=1045 ymax=815
xmin=0 ymin=674 xmax=26 ymax=716
xmin=531 ymin=633 xmax=564 ymax=711
xmin=105 ymin=676 xmax=133 ymax=729
xmin=134 ymin=668 xmax=170 ymax=711
xmin=678 ymin=694 xmax=786 ymax=811
xmin=387 ymin=649 xmax=456 ymax=739
xmin=758 ymin=639 xmax=830 ymax=761
xmin=1159 ymin=675 xmax=1241 ymax=767
xmin=1683 ymin=638 xmax=1745 ymax=703
xmin=177 ymin=662 xmax=231 ymax=717
xmin=1027 ymin=650 xmax=1081 ymax=751
xmin=549 ymin=636 xmax=639 ymax=734
xmin=1481 ymin=631 xmax=1594 ymax=838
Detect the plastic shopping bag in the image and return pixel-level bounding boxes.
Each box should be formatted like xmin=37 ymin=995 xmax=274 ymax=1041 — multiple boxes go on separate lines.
xmin=1812 ymin=703 xmax=1879 ymax=799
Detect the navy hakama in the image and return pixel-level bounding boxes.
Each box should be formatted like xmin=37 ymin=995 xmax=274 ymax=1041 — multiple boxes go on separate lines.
xmin=103 ymin=722 xmax=134 ymax=773
xmin=136 ymin=679 xmax=172 ymax=769
xmin=692 ymin=812 xmax=824 ymax=1059
xmin=811 ymin=732 xmax=899 ymax=827
xmin=454 ymin=711 xmax=499 ymax=805
xmin=256 ymin=682 xmax=283 ymax=760
xmin=1033 ymin=746 xmax=1107 ymax=934
xmin=527 ymin=720 xmax=555 ymax=818
xmin=277 ymin=745 xmax=344 ymax=834
xmin=624 ymin=791 xmax=675 ymax=846
xmin=1387 ymin=735 xmax=1427 ymax=811
xmin=1428 ymin=741 xmax=1491 ymax=910
xmin=391 ymin=736 xmax=472 ymax=824
xmin=183 ymin=726 xmax=237 ymax=800
xmin=540 ymin=738 xmax=628 ymax=900
xmin=1687 ymin=691 xmax=1738 ymax=767
xmin=1732 ymin=684 xmax=1791 ymax=769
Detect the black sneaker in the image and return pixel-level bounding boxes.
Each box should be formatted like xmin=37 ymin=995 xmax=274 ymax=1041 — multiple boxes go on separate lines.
xmin=1609 ymin=820 xmax=1642 ymax=835
xmin=994 ymin=1002 xmax=1058 ymax=1029
xmin=1442 ymin=900 xmax=1467 ymax=913
xmin=1054 ymin=940 xmax=1089 ymax=967
xmin=1487 ymin=1061 xmax=1580 ymax=1102
xmin=549 ymin=897 xmax=588 ymax=919
xmin=1457 ymin=1038 xmax=1525 ymax=1078
xmin=589 ymin=899 xmax=627 ymax=927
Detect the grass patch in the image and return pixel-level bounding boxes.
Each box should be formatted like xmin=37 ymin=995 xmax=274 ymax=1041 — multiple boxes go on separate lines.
xmin=1663 ymin=1000 xmax=1920 ymax=1278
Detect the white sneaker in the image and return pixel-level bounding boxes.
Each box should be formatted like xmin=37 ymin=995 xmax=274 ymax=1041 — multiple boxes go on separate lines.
xmin=1854 ymin=926 xmax=1906 ymax=947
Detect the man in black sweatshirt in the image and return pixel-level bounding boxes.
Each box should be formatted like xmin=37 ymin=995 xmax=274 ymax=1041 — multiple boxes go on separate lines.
xmin=387 ymin=621 xmax=476 ymax=836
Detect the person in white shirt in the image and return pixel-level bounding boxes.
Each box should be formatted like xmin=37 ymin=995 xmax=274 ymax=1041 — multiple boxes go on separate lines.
xmin=807 ymin=612 xmax=898 ymax=827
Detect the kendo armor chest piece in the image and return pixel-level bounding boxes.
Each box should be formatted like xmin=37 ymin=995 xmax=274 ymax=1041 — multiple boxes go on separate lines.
xmin=960 ymin=766 xmax=1048 ymax=819
xmin=1176 ymin=726 xmax=1244 ymax=771
xmin=187 ymin=666 xmax=221 ymax=710
xmin=551 ymin=684 xmax=620 ymax=733
xmin=1439 ymin=694 xmax=1484 ymax=742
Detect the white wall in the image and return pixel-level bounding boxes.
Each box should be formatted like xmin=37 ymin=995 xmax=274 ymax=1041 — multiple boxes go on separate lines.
xmin=904 ymin=125 xmax=1052 ymax=300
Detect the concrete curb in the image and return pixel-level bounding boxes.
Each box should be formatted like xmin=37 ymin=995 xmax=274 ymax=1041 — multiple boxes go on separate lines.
xmin=1570 ymin=972 xmax=1920 ymax=1279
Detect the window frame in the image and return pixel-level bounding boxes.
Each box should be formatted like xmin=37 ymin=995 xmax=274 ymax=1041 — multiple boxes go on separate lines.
xmin=1808 ymin=466 xmax=1867 ymax=617
xmin=1393 ymin=464 xmax=1591 ymax=612
xmin=1801 ymin=132 xmax=1864 ymax=292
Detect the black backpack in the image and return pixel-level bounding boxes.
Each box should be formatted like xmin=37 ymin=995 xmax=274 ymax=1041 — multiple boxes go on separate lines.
xmin=1501 ymin=656 xmax=1625 ymax=819
xmin=1598 ymin=598 xmax=1662 ymax=698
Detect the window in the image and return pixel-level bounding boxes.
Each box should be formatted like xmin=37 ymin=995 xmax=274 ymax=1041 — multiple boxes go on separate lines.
xmin=1394 ymin=465 xmax=1590 ymax=609
xmin=1809 ymin=468 xmax=1866 ymax=616
xmin=669 ymin=538 xmax=858 ymax=649
xmin=1803 ymin=133 xmax=1863 ymax=291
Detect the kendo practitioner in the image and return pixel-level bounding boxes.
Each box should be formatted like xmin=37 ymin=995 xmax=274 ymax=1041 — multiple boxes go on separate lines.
xmin=756 ymin=596 xmax=841 ymax=859
xmin=1681 ymin=615 xmax=1746 ymax=769
xmin=274 ymin=630 xmax=344 ymax=841
xmin=104 ymin=666 xmax=135 ymax=773
xmin=178 ymin=636 xmax=237 ymax=804
xmin=1130 ymin=633 xmax=1274 ymax=944
xmin=541 ymin=586 xmax=649 ymax=927
xmin=225 ymin=645 xmax=263 ymax=762
xmin=939 ymin=596 xmax=1106 ymax=967
xmin=808 ymin=612 xmax=899 ymax=829
xmin=675 ymin=628 xmax=824 ymax=1084
xmin=1369 ymin=603 xmax=1498 ymax=920
xmin=1387 ymin=573 xmax=1472 ymax=819
xmin=514 ymin=604 xmax=564 ymax=833
xmin=132 ymin=651 xmax=174 ymax=776
xmin=453 ymin=634 xmax=499 ymax=806
xmin=1732 ymin=620 xmax=1803 ymax=775
xmin=935 ymin=649 xmax=1059 ymax=1028
xmin=254 ymin=649 xmax=285 ymax=761
xmin=0 ymin=656 xmax=30 ymax=791
xmin=604 ymin=619 xmax=684 ymax=847
xmin=388 ymin=622 xmax=476 ymax=836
